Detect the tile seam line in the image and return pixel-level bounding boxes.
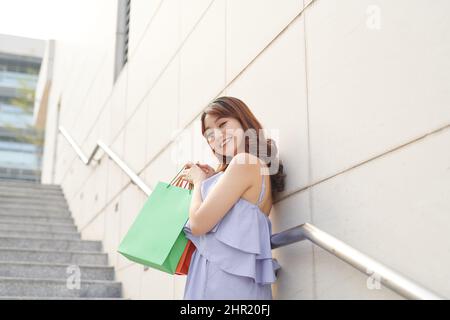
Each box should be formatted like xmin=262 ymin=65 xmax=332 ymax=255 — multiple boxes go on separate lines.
xmin=66 ymin=50 xmax=109 ymax=133
xmin=301 ymin=0 xmax=317 ymax=301
xmin=274 ymin=122 xmax=450 ymax=204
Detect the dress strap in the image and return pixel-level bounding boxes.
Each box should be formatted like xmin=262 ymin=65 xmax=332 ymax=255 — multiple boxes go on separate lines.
xmin=256 ymin=173 xmax=266 ymax=206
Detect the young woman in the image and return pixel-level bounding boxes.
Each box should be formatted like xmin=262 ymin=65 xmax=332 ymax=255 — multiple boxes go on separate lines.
xmin=180 ymin=96 xmax=286 ymax=300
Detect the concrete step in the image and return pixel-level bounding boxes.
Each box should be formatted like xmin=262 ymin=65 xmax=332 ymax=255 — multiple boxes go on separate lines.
xmin=0 ymin=213 xmax=73 ymax=224
xmin=0 ymin=188 xmax=66 ymax=200
xmin=0 ymin=276 xmax=122 ymax=298
xmin=0 ymin=187 xmax=64 ymax=197
xmin=0 ymin=261 xmax=115 ymax=281
xmin=0 ymin=180 xmax=122 ymax=299
xmin=0 ymin=206 xmax=70 ymax=216
xmin=0 ymin=230 xmax=80 ymax=240
xmin=0 ymin=202 xmax=69 ymax=212
xmin=0 ymin=194 xmax=64 ymax=201
xmin=0 ymin=248 xmax=108 ymax=265
xmin=0 ymin=179 xmax=61 ymax=190
xmin=0 ymin=236 xmax=102 ymax=252
xmin=0 ymin=208 xmax=72 ymax=218
xmin=0 ymin=196 xmax=67 ymax=207
xmin=0 ymin=221 xmax=77 ymax=233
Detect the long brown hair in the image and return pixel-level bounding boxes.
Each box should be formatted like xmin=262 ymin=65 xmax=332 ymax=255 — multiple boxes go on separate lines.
xmin=201 ymin=96 xmax=286 ymax=195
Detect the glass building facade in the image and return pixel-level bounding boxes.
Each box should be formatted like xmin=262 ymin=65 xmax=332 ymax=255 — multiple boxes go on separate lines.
xmin=0 ymin=51 xmax=43 ymax=181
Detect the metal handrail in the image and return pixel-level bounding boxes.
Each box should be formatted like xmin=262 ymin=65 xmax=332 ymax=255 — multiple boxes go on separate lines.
xmin=59 ymin=126 xmax=151 ymax=195
xmin=59 ymin=125 xmax=445 ymax=300
xmin=271 ymin=223 xmax=444 ymax=300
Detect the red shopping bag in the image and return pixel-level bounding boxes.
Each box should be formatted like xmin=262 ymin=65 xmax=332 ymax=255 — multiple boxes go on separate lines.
xmin=175 ymin=239 xmax=196 ymax=275
xmin=171 ymin=175 xmax=196 ymax=275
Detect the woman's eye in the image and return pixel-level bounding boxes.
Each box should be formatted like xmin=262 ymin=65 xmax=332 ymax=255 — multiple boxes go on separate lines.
xmin=219 ymin=121 xmax=227 ymax=128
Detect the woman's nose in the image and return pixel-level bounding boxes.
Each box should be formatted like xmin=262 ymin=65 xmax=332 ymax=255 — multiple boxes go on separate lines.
xmin=213 ymin=129 xmax=224 ymax=140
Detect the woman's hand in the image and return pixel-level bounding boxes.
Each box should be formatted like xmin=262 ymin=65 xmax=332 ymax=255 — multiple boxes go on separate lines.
xmin=181 ymin=162 xmax=212 ymax=186
xmin=195 ymin=162 xmax=216 ymax=178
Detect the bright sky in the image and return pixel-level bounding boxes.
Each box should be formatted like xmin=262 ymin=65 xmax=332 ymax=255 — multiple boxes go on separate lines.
xmin=0 ymin=0 xmax=79 ymax=40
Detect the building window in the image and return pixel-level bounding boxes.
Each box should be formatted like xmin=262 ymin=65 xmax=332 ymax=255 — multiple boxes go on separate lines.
xmin=114 ymin=0 xmax=131 ymax=82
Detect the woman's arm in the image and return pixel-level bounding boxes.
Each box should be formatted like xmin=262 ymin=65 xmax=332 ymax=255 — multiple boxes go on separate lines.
xmin=188 ymin=153 xmax=258 ymax=236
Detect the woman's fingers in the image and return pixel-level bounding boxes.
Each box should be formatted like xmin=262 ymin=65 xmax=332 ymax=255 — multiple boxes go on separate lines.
xmin=183 ymin=162 xmax=214 ymax=176
xmin=180 ymin=168 xmax=192 ymax=182
xmin=196 ymin=163 xmax=213 ymax=172
xmin=183 ymin=161 xmax=194 ymax=169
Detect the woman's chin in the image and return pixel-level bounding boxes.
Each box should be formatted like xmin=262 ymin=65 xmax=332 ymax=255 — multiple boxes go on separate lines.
xmin=215 ymin=143 xmax=239 ymax=157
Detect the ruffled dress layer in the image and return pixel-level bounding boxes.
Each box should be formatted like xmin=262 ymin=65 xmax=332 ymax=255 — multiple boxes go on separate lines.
xmin=183 ymin=171 xmax=281 ymax=300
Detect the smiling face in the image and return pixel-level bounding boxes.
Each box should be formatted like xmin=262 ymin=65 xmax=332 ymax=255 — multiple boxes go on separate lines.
xmin=203 ymin=114 xmax=245 ymax=158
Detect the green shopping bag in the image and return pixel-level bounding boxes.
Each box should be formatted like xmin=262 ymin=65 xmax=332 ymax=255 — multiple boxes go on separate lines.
xmin=117 ymin=167 xmax=193 ymax=274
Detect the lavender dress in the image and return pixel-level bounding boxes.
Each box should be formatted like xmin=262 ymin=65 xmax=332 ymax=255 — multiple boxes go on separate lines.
xmin=183 ymin=171 xmax=281 ymax=300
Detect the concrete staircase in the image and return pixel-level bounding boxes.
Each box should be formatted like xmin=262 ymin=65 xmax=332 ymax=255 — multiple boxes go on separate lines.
xmin=0 ymin=178 xmax=123 ymax=299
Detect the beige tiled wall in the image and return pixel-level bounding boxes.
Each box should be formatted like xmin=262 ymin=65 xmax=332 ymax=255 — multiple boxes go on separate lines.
xmin=42 ymin=0 xmax=450 ymax=299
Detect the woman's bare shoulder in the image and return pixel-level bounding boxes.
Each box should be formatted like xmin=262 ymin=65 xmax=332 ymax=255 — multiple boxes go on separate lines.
xmin=231 ymin=152 xmax=262 ymax=167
